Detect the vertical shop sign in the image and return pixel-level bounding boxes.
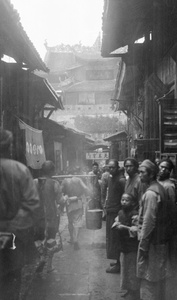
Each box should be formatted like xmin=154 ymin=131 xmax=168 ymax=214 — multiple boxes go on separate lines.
xmin=19 ymin=120 xmax=46 ymax=169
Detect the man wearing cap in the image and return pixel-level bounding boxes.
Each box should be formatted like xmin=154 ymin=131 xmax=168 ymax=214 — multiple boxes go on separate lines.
xmin=0 ymin=128 xmax=39 ymax=300
xmin=137 ymin=159 xmax=172 ymax=300
xmin=102 ymin=159 xmax=126 ymax=273
xmin=124 ymin=157 xmax=147 ymax=210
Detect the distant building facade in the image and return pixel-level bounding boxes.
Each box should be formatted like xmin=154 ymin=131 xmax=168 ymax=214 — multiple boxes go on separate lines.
xmin=44 ymin=45 xmax=126 ymax=136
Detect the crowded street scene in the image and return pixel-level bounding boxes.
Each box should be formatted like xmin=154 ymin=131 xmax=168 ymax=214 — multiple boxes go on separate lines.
xmin=1 ymin=0 xmax=177 ymax=300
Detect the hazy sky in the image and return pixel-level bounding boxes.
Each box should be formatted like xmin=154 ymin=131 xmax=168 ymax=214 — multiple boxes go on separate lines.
xmin=11 ymin=0 xmax=104 ymax=59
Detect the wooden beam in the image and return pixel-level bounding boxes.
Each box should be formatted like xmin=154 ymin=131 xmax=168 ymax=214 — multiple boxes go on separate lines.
xmin=46 ymin=108 xmax=55 ymax=119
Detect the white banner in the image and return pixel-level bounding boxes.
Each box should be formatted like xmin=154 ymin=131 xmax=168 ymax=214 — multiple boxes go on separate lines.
xmin=86 ymin=152 xmax=109 ymax=160
xmin=19 ymin=120 xmax=46 ymax=169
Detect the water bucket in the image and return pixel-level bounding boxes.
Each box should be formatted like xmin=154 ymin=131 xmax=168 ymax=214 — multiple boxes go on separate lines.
xmin=86 ymin=209 xmax=103 ymax=230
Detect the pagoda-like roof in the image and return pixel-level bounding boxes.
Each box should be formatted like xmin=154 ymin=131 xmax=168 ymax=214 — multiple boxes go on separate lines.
xmin=44 ymin=51 xmax=77 ymax=72
xmin=101 ymin=0 xmax=153 ymax=57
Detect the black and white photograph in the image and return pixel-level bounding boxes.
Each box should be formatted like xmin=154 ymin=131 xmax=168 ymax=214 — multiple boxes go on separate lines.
xmin=0 ymin=0 xmax=177 ymax=299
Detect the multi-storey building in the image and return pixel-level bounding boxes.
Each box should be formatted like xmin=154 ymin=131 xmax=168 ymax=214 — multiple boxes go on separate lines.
xmin=44 ymin=45 xmax=126 ymax=141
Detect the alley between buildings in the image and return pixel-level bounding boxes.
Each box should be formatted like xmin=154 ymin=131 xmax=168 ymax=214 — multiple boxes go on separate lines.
xmin=25 ymin=214 xmax=123 ymax=300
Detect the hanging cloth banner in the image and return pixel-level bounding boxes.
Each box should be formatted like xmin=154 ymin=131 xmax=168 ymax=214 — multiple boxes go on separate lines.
xmin=19 ymin=119 xmax=46 ymax=169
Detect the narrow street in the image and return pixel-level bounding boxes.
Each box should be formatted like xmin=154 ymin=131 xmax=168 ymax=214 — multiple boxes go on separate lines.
xmin=24 ymin=209 xmax=177 ymax=300
xmin=26 ymin=212 xmax=123 ymax=300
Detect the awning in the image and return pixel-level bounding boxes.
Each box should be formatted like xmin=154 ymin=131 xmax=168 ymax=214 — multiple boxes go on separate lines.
xmin=38 ymin=118 xmax=87 ymax=140
xmin=86 ymin=141 xmax=109 ymax=151
xmin=104 ymin=130 xmax=127 ymax=142
xmin=101 ymin=0 xmax=153 ymax=57
xmin=2 ymin=63 xmax=63 ymax=110
xmin=34 ymin=76 xmax=64 ymax=109
xmin=112 ymin=61 xmax=141 ymax=111
xmin=19 ymin=119 xmax=46 ymax=169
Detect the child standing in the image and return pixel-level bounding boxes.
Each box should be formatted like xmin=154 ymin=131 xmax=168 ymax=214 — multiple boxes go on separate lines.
xmin=113 ymin=193 xmax=140 ymax=300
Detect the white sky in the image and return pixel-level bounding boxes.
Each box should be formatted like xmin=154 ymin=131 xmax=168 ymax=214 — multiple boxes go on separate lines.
xmin=11 ymin=0 xmax=104 ymax=60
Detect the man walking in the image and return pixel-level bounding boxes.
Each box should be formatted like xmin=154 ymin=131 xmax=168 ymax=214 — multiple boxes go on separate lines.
xmin=34 ymin=160 xmax=63 ymax=272
xmin=137 ymin=159 xmax=172 ymax=300
xmin=102 ymin=159 xmax=126 ymax=273
xmin=62 ymin=176 xmax=90 ymax=250
xmin=0 ymin=128 xmax=39 ymax=300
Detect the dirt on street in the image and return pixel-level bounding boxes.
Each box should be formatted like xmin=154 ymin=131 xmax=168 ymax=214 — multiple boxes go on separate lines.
xmin=25 ymin=213 xmax=124 ymax=300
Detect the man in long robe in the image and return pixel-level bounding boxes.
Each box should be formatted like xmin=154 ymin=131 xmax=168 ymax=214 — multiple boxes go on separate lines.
xmin=124 ymin=157 xmax=147 ymax=209
xmin=102 ymin=159 xmax=126 ymax=273
xmin=137 ymin=159 xmax=172 ymax=300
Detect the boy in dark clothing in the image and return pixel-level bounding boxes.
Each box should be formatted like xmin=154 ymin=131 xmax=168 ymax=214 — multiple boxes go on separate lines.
xmin=113 ymin=193 xmax=140 ymax=299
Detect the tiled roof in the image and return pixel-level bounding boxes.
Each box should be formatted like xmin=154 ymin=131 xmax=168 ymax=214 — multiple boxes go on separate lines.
xmin=2 ymin=62 xmax=63 ymax=109
xmin=39 ymin=118 xmax=89 ymax=139
xmin=104 ymin=130 xmax=127 ymax=141
xmin=44 ymin=52 xmax=76 ymax=71
xmin=101 ymin=0 xmax=153 ymax=57
xmin=0 ymin=0 xmax=48 ymax=72
xmin=42 ymin=78 xmax=64 ymax=109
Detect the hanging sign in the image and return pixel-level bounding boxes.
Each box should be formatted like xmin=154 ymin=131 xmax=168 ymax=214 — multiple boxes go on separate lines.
xmin=86 ymin=152 xmax=109 ymax=160
xmin=19 ymin=120 xmax=46 ymax=169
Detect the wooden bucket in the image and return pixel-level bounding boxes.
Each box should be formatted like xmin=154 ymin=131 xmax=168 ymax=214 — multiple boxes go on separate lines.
xmin=86 ymin=209 xmax=103 ymax=230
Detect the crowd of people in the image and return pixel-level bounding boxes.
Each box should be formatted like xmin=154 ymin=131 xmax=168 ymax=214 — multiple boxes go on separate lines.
xmin=1 ymin=127 xmax=177 ymax=300
xmin=101 ymin=157 xmax=177 ymax=300
xmin=0 ymin=129 xmax=99 ymax=300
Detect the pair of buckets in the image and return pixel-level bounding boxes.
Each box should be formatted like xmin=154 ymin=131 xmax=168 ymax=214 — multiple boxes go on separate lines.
xmin=86 ymin=208 xmax=103 ymax=230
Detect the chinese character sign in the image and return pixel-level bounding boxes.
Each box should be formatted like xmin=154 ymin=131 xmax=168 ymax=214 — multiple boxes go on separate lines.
xmin=86 ymin=152 xmax=109 ymax=160
xmin=19 ymin=120 xmax=46 ymax=169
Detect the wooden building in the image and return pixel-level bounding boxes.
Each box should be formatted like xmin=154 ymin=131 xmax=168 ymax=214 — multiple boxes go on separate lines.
xmin=44 ymin=47 xmax=119 ymax=119
xmin=101 ymin=0 xmax=177 ymax=165
xmin=38 ymin=118 xmax=93 ymax=174
xmin=104 ymin=130 xmax=128 ymax=162
xmin=0 ymin=0 xmax=64 ymax=173
xmin=44 ymin=46 xmax=125 ymax=142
